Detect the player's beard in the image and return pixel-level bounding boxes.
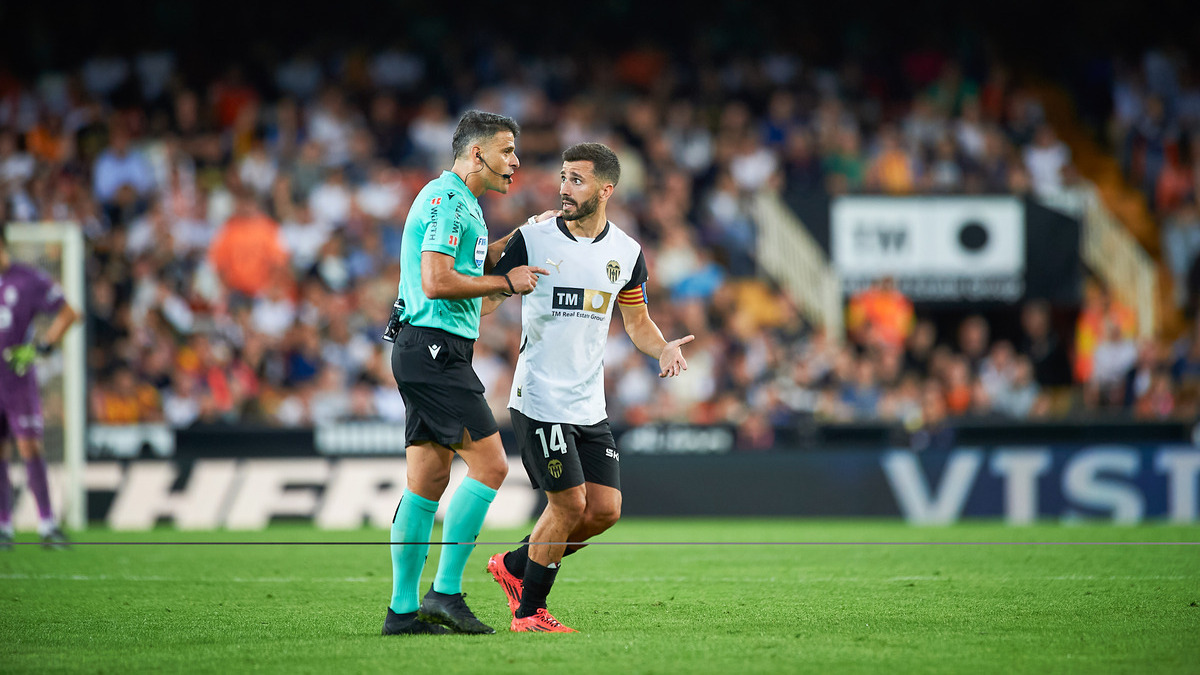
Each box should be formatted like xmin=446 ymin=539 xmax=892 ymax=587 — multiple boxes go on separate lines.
xmin=561 ymin=192 xmax=600 ymax=221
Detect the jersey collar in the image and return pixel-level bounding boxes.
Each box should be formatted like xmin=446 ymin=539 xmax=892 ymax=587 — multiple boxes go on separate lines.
xmin=556 ymin=217 xmax=610 ymax=243
xmin=441 ymin=170 xmax=480 ymax=209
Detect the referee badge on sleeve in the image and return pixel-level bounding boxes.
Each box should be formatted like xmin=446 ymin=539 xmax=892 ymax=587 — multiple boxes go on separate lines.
xmin=475 ymin=236 xmax=488 ymax=268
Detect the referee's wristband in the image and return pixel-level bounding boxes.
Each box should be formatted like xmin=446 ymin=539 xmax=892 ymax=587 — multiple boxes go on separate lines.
xmin=502 ymin=273 xmax=515 ymax=297
xmin=35 ymin=341 xmax=52 ymax=355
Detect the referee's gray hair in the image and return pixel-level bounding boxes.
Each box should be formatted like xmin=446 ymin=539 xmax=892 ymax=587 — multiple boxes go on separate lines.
xmin=563 ymin=143 xmax=621 ymax=186
xmin=451 ymin=110 xmax=520 ymax=159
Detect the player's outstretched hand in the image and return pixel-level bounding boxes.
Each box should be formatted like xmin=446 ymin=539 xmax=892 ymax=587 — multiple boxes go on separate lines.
xmin=509 ymin=265 xmax=550 ymax=294
xmin=2 ymin=343 xmax=37 ymax=377
xmin=659 ymin=335 xmax=695 ymax=378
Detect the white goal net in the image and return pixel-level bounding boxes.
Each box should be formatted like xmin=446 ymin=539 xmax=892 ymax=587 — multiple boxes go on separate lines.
xmin=5 ymin=222 xmax=86 ymax=530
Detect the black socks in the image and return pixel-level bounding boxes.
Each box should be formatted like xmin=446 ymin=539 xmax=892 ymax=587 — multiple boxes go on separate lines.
xmin=515 ymin=560 xmax=558 ymax=619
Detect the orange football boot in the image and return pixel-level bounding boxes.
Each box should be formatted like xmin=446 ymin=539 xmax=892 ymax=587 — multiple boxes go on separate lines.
xmin=486 ymin=552 xmax=523 ymax=615
xmin=510 ymin=608 xmax=577 ymax=633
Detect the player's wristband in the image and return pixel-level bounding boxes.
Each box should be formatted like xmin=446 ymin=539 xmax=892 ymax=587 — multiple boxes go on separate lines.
xmin=35 ymin=341 xmax=52 ymax=355
xmin=525 ymin=216 xmax=537 ymax=226
xmin=502 ymin=273 xmax=515 ymax=297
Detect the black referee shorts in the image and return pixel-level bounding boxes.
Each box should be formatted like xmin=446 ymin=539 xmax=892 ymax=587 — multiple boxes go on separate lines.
xmin=510 ymin=409 xmax=620 ymax=492
xmin=390 ymin=324 xmax=498 ymax=449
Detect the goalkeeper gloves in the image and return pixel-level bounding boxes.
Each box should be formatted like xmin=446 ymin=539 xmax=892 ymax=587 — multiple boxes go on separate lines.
xmin=2 ymin=342 xmax=51 ymax=377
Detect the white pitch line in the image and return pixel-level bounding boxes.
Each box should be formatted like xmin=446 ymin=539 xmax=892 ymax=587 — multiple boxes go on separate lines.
xmin=0 ymin=573 xmax=1190 ymax=584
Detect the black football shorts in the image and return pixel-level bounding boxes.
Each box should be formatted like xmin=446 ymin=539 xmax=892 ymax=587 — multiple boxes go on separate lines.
xmin=391 ymin=324 xmax=498 ymax=448
xmin=510 ymin=409 xmax=620 ymax=492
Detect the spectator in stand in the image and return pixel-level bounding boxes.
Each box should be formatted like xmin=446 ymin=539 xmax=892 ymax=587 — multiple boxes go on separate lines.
xmin=308 ymin=166 xmax=353 ymax=227
xmin=1161 ymin=200 xmax=1200 ymax=309
xmin=976 ymin=127 xmax=1014 ymax=192
xmin=1133 ymin=368 xmax=1175 ymax=419
xmin=781 ymin=127 xmax=825 ymax=198
xmin=1122 ymin=94 xmax=1179 ymax=202
xmin=92 ymin=124 xmax=155 ymax=223
xmin=941 ymin=354 xmax=975 ymax=416
xmin=846 ymin=276 xmax=914 ymax=354
xmin=278 ymin=200 xmax=334 ymax=275
xmin=909 ymin=380 xmax=956 ymax=452
xmin=90 ymin=363 xmax=162 ymax=424
xmin=1018 ymin=299 xmax=1073 ymax=388
xmin=978 ymin=340 xmax=1017 ymax=403
xmin=822 ymin=125 xmax=866 ymax=194
xmin=839 ymin=356 xmax=882 ymax=419
xmin=1123 ymin=339 xmax=1166 ymax=410
xmin=865 ymin=125 xmax=916 ymax=194
xmin=926 ymin=134 xmax=965 ymax=193
xmin=208 ymin=189 xmax=290 ymax=300
xmin=0 ymin=128 xmax=35 ymax=188
xmin=1074 ymin=282 xmax=1137 ymax=384
xmin=27 ymin=113 xmax=74 ymax=166
xmin=991 ymin=355 xmax=1044 ymax=419
xmin=1023 ymin=124 xmax=1071 ymax=198
xmin=162 ymin=373 xmax=203 ymax=428
xmin=1086 ymin=319 xmax=1140 ymax=408
xmin=1169 ymin=317 xmax=1200 ymax=386
xmin=956 ymin=314 xmax=991 ymax=373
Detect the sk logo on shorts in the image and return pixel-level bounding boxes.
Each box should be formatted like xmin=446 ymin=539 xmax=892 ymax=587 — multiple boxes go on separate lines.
xmin=547 ymin=459 xmax=563 ymax=479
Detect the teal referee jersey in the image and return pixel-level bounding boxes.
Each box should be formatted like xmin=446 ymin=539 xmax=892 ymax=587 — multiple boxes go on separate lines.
xmin=397 ymin=171 xmax=489 ymax=340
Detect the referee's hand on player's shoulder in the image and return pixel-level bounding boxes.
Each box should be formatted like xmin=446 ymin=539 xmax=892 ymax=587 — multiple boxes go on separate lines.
xmin=525 ymin=209 xmax=561 ymax=226
xmin=508 ymin=265 xmax=550 ymax=294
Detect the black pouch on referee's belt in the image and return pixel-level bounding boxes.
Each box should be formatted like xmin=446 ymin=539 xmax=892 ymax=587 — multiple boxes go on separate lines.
xmin=381 ymin=298 xmax=405 ymax=342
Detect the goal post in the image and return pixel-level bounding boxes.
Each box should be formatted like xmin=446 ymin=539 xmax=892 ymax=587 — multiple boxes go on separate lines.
xmin=5 ymin=221 xmax=87 ymax=530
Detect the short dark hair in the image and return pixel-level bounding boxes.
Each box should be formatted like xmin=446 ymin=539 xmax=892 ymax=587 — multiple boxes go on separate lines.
xmin=451 ymin=110 xmax=520 ymax=160
xmin=563 ymin=142 xmax=621 ymax=186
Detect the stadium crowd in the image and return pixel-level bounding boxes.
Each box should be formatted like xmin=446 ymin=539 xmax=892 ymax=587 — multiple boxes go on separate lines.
xmin=1109 ymin=48 xmax=1200 ymax=316
xmin=2 ymin=42 xmax=1199 ymax=442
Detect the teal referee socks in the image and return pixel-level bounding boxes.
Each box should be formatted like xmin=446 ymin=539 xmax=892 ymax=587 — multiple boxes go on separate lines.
xmin=433 ymin=477 xmax=497 ymax=595
xmin=389 ymin=489 xmax=439 ymax=614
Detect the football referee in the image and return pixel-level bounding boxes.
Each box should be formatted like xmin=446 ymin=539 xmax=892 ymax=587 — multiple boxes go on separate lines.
xmin=381 ymin=110 xmax=549 ymax=636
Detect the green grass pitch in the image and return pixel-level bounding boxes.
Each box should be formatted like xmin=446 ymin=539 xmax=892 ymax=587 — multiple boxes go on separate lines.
xmin=2 ymin=519 xmax=1198 ymax=674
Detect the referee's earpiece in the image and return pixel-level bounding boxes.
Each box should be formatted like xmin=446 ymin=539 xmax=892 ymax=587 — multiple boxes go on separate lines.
xmin=476 ymin=151 xmax=513 ymax=180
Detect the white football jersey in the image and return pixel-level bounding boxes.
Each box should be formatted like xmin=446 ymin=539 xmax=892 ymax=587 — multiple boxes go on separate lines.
xmin=493 ymin=217 xmax=648 ymax=425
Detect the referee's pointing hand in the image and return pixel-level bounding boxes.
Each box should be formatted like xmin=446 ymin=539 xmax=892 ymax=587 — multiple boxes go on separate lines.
xmin=509 ymin=265 xmax=550 ymax=294
xmin=659 ymin=334 xmax=695 ymax=378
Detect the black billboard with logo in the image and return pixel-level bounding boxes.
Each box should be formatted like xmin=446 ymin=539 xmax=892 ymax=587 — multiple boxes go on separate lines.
xmin=785 ymin=194 xmax=1082 ymax=306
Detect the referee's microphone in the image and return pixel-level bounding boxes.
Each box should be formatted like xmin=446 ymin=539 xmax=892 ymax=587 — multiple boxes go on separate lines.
xmin=477 ymin=152 xmax=513 ymax=179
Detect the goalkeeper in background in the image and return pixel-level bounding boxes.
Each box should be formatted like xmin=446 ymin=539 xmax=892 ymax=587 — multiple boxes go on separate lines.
xmin=0 ymin=225 xmax=80 ymax=550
